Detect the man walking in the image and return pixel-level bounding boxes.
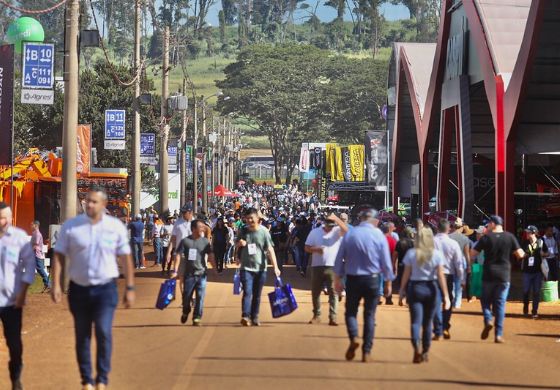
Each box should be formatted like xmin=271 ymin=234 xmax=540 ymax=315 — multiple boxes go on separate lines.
xmin=172 ymin=220 xmax=217 ymax=326
xmin=128 ymin=214 xmax=145 ymax=269
xmin=449 ymin=218 xmax=471 ymax=308
xmin=305 ymin=214 xmax=348 ymax=326
xmin=236 ymin=208 xmax=281 ymax=326
xmin=432 ymin=219 xmax=463 ymax=340
xmin=165 ymin=205 xmax=194 ymax=268
xmin=542 ymin=225 xmax=558 ymax=281
xmin=471 ymin=215 xmax=524 ymax=343
xmin=51 ymin=187 xmax=136 ymax=390
xmin=31 ymin=220 xmax=50 ymax=291
xmin=334 ymin=209 xmax=394 ymax=363
xmin=0 ymin=202 xmax=35 ymax=390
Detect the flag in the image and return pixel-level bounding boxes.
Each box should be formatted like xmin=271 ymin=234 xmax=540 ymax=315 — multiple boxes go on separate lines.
xmin=76 ymin=124 xmax=92 ymax=174
xmin=348 ymin=144 xmax=365 ymax=181
xmin=299 ymin=144 xmax=309 ymax=173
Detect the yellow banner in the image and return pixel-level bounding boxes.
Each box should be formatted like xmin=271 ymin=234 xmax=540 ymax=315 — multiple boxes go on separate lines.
xmin=326 ymin=143 xmax=336 ymax=176
xmin=348 ymin=145 xmax=365 ymax=181
xmin=334 ymin=146 xmax=344 ymax=181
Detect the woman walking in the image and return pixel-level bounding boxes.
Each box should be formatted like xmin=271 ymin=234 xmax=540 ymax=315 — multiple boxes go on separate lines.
xmin=399 ymin=227 xmax=451 ymax=363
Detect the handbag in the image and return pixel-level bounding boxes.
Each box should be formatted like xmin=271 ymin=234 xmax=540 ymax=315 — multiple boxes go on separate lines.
xmin=233 ymin=269 xmax=242 ymax=295
xmin=268 ymin=277 xmax=298 ymax=318
xmin=155 ymin=279 xmax=176 ymax=310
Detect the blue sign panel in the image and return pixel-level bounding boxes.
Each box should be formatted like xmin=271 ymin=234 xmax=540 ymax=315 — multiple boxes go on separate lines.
xmin=22 ymin=43 xmax=55 ymax=89
xmin=104 ymin=109 xmax=126 ymax=140
xmin=140 ymin=133 xmax=156 ymax=156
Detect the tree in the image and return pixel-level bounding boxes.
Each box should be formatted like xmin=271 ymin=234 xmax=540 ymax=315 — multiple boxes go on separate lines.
xmin=222 ymin=0 xmax=238 ymax=24
xmin=392 ymin=0 xmax=442 ymax=41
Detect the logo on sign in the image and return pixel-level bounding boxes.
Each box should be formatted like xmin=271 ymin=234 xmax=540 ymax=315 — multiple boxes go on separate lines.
xmin=22 ymin=43 xmax=54 ymax=89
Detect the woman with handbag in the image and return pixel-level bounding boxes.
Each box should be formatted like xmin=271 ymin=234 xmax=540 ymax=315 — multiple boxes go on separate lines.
xmin=399 ymin=227 xmax=451 ymax=364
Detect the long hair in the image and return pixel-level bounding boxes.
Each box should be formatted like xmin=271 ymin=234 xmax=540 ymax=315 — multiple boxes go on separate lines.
xmin=415 ymin=227 xmax=435 ymax=266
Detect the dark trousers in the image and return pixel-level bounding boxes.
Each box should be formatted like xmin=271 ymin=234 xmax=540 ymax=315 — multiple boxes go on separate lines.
xmin=407 ymin=281 xmax=438 ymax=352
xmin=35 ymin=256 xmax=50 ymax=287
xmin=182 ymin=274 xmax=207 ymax=319
xmin=240 ymin=270 xmax=267 ymax=320
xmin=522 ymin=272 xmax=543 ymax=315
xmin=433 ymin=274 xmax=454 ymax=336
xmin=214 ymin=245 xmax=227 ymax=272
xmin=68 ymin=281 xmax=118 ymax=386
xmin=345 ymin=274 xmax=380 ymax=354
xmin=546 ymin=258 xmax=559 ymax=281
xmin=130 ymin=240 xmax=143 ymax=268
xmin=311 ymin=266 xmax=337 ymax=321
xmin=0 ymin=306 xmax=23 ymax=382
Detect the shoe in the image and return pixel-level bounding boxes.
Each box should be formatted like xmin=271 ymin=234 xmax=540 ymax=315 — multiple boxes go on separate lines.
xmin=251 ymin=319 xmax=261 ymax=327
xmin=82 ymin=385 xmax=94 ymax=390
xmin=385 ymin=297 xmax=394 ymax=305
xmin=532 ymin=314 xmax=539 ymax=319
xmin=362 ymin=352 xmax=371 ymax=363
xmin=523 ymin=305 xmax=529 ymax=317
xmin=180 ymin=313 xmax=189 ymax=324
xmin=413 ymin=351 xmax=423 ymax=364
xmin=422 ymin=352 xmax=429 ymax=363
xmin=481 ymin=323 xmax=493 ymax=340
xmin=323 ymin=288 xmax=329 ymax=295
xmin=96 ymin=384 xmax=106 ymax=390
xmin=308 ymin=316 xmax=321 ymax=324
xmin=328 ymin=319 xmax=338 ymax=326
xmin=345 ymin=338 xmax=360 ymax=361
xmin=432 ymin=335 xmax=441 ymax=341
xmin=12 ymin=379 xmax=23 ymax=390
xmin=240 ymin=317 xmax=251 ymax=327
xmin=443 ymin=329 xmax=451 ymax=340
xmin=140 ymin=266 xmax=146 ymax=269
xmin=378 ymin=300 xmax=383 ymax=305
xmin=192 ymin=318 xmax=201 ymax=326
xmin=495 ymin=336 xmax=505 ymax=344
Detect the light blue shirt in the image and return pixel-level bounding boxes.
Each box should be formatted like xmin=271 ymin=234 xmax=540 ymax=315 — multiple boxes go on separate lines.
xmin=334 ymin=222 xmax=395 ymax=281
xmin=434 ymin=233 xmax=464 ymax=280
xmin=0 ymin=226 xmax=35 ymax=307
xmin=402 ymin=249 xmax=445 ymax=281
xmin=55 ymin=214 xmax=131 ymax=287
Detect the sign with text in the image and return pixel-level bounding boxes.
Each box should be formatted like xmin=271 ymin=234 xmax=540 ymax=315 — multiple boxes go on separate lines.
xmin=20 ymin=88 xmax=53 ymax=105
xmin=104 ymin=140 xmax=126 ymax=150
xmin=0 ymin=45 xmax=14 ymax=165
xmin=168 ymin=140 xmax=178 ymax=172
xmin=140 ymin=133 xmax=157 ymax=165
xmin=104 ymin=109 xmax=126 ymax=141
xmin=22 ymin=43 xmax=54 ymax=89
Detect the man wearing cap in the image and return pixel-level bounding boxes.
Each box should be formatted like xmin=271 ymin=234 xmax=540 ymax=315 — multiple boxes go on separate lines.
xmin=520 ymin=226 xmax=548 ymax=318
xmin=334 ymin=208 xmax=394 ymax=363
xmin=0 ymin=202 xmax=35 ymax=390
xmin=305 ymin=214 xmax=348 ymax=326
xmin=470 ymin=215 xmax=524 ymax=343
xmin=449 ymin=218 xmax=471 ymax=309
xmin=51 ymin=187 xmax=135 ymax=390
xmin=128 ymin=214 xmax=145 ymax=269
xmin=165 ymin=205 xmax=194 ymax=271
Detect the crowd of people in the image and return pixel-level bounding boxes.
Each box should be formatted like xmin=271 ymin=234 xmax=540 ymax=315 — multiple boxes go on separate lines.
xmin=1 ymin=182 xmax=560 ymax=390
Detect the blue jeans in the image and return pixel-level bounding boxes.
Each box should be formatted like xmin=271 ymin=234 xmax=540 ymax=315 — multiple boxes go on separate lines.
xmin=453 ymin=274 xmax=463 ymax=308
xmin=293 ymin=246 xmax=308 ymax=272
xmin=240 ymin=270 xmax=267 ymax=320
xmin=35 ymin=256 xmax=50 ymax=287
xmin=130 ymin=240 xmax=143 ymax=268
xmin=68 ymin=281 xmax=118 ymax=386
xmin=433 ymin=274 xmax=454 ymax=336
xmin=407 ymin=281 xmax=438 ymax=352
xmin=153 ymin=238 xmax=162 ymax=265
xmin=345 ymin=274 xmax=380 ymax=354
xmin=183 ymin=274 xmax=207 ymax=319
xmin=0 ymin=306 xmax=23 ymax=382
xmin=480 ymin=281 xmax=510 ymax=337
xmin=522 ymin=273 xmax=542 ymax=315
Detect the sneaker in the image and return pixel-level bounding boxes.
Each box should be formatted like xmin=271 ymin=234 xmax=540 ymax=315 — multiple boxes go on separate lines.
xmin=328 ymin=319 xmax=338 ymax=326
xmin=495 ymin=336 xmax=505 ymax=344
xmin=140 ymin=266 xmax=146 ymax=269
xmin=323 ymin=288 xmax=329 ymax=295
xmin=385 ymin=296 xmax=394 ymax=305
xmin=180 ymin=313 xmax=189 ymax=324
xmin=12 ymin=379 xmax=23 ymax=390
xmin=443 ymin=329 xmax=451 ymax=340
xmin=422 ymin=352 xmax=429 ymax=363
xmin=345 ymin=338 xmax=360 ymax=361
xmin=432 ymin=335 xmax=441 ymax=341
xmin=240 ymin=317 xmax=251 ymax=327
xmin=523 ymin=305 xmax=529 ymax=317
xmin=481 ymin=323 xmax=493 ymax=340
xmin=308 ymin=316 xmax=321 ymax=324
xmin=362 ymin=352 xmax=371 ymax=363
xmin=532 ymin=314 xmax=539 ymax=319
xmin=251 ymin=319 xmax=261 ymax=327
xmin=193 ymin=318 xmax=201 ymax=326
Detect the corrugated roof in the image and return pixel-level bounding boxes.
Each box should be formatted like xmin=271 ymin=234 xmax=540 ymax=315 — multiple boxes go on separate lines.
xmin=399 ymin=43 xmax=437 ymax=118
xmin=475 ymin=0 xmax=531 ymax=86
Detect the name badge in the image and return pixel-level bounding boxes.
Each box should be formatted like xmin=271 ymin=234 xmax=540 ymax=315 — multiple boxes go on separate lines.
xmin=6 ymin=246 xmax=20 ymax=264
xmin=188 ymin=248 xmax=198 ymax=261
xmin=528 ymin=256 xmax=535 ymax=267
xmin=248 ymin=243 xmax=257 ymax=256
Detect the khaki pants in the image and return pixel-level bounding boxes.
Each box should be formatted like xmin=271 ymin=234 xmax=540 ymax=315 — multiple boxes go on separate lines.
xmin=311 ymin=266 xmax=337 ymax=321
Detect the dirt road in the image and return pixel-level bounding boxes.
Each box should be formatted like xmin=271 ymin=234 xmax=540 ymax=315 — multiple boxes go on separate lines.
xmin=1 ymin=265 xmax=559 ymax=389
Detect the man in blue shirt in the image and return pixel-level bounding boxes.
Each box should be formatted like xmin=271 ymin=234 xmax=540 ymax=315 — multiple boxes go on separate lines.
xmin=335 ymin=208 xmax=394 ymax=363
xmin=128 ymin=214 xmax=145 ymax=269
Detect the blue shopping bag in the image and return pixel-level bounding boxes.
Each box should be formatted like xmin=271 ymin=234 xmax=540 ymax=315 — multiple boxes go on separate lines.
xmin=268 ymin=277 xmax=298 ymax=318
xmin=233 ymin=269 xmax=242 ymax=295
xmin=156 ymin=279 xmax=176 ymax=310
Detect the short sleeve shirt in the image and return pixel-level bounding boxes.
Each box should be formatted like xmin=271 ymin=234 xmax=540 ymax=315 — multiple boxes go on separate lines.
xmin=402 ymin=249 xmax=445 ymax=281
xmin=177 ymin=236 xmax=213 ymax=276
xmin=0 ymin=227 xmax=35 ymax=306
xmin=474 ymin=232 xmax=521 ymax=283
xmin=172 ymin=218 xmax=192 ymax=247
xmin=522 ymin=240 xmax=547 ymax=274
xmin=238 ymin=226 xmax=274 ymax=272
xmin=305 ymin=226 xmax=342 ymax=267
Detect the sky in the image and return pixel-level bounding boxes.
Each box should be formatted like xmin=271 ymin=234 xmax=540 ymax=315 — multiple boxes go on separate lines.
xmin=204 ymin=2 xmax=410 ymax=27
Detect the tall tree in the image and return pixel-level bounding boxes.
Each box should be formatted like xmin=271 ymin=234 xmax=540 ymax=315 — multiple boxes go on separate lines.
xmin=222 ymin=0 xmax=238 ymax=24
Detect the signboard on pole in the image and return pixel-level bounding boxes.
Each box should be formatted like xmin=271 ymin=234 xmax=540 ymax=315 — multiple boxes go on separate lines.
xmin=21 ymin=43 xmax=55 ymax=106
xmin=104 ymin=109 xmax=126 ymax=150
xmin=185 ymin=145 xmax=193 ymax=181
xmin=168 ymin=140 xmax=178 ymax=172
xmin=0 ymin=45 xmax=14 ymax=165
xmin=365 ymin=130 xmax=388 ymax=191
xmin=140 ymin=133 xmax=157 ymax=165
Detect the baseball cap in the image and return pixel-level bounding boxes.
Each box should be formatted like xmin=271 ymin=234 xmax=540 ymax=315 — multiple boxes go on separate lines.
xmin=525 ymin=225 xmax=538 ymax=234
xmin=180 ymin=205 xmax=193 ymax=213
xmin=454 ymin=217 xmax=464 ymax=227
xmin=487 ymin=215 xmax=503 ymax=226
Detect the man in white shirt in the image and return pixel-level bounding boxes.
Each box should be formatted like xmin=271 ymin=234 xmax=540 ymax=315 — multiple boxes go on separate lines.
xmin=449 ymin=218 xmax=471 ymax=308
xmin=51 ymin=187 xmax=135 ymax=390
xmin=305 ymin=214 xmax=348 ymax=326
xmin=0 ymin=202 xmax=35 ymax=390
xmin=165 ymin=205 xmax=194 ymax=267
xmin=432 ymin=219 xmax=464 ymax=340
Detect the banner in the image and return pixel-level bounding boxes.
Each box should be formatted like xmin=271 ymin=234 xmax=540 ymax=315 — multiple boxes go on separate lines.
xmin=341 ymin=147 xmax=351 ymax=182
xmin=0 ymin=45 xmax=14 ymax=166
xmin=334 ymin=146 xmax=344 ymax=182
xmin=140 ymin=133 xmax=157 ymax=165
xmin=185 ymin=145 xmax=193 ymax=181
xmin=76 ymin=124 xmax=91 ymax=174
xmin=365 ymin=130 xmax=388 ymax=190
xmin=348 ymin=144 xmax=365 ymax=181
xmin=299 ymin=143 xmax=309 ymax=173
xmin=168 ymin=139 xmax=178 ymax=172
xmin=310 ymin=147 xmax=322 ymax=170
xmin=326 ymin=143 xmax=336 ymax=177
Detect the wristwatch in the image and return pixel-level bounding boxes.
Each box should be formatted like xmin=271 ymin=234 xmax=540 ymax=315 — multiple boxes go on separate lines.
xmin=126 ymin=285 xmax=135 ymax=291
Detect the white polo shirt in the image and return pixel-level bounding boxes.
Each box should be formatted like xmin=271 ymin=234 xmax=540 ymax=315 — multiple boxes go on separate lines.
xmin=305 ymin=226 xmax=342 ymax=267
xmin=172 ymin=217 xmax=192 ymax=247
xmin=55 ymin=214 xmax=131 ymax=287
xmin=0 ymin=226 xmax=35 ymax=307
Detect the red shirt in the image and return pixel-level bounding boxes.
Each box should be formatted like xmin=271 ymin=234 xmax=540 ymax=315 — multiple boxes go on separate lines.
xmin=385 ymin=235 xmax=397 ymax=254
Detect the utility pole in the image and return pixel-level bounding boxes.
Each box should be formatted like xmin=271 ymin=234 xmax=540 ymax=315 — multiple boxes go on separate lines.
xmin=131 ymin=0 xmax=142 ymax=216
xmin=61 ymin=0 xmax=80 ymax=221
xmin=201 ymin=101 xmax=208 ymax=214
xmin=222 ymin=118 xmax=228 ymax=187
xmin=193 ymin=98 xmax=198 ymax=214
xmin=159 ymin=26 xmax=170 ymax=216
xmin=180 ymin=78 xmax=187 ymax=207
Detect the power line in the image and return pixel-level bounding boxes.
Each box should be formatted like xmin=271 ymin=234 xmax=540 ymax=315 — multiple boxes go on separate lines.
xmin=0 ymin=0 xmax=68 ymax=14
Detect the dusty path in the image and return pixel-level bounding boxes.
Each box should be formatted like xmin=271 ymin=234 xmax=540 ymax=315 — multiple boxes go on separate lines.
xmin=1 ymin=264 xmax=559 ymax=390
